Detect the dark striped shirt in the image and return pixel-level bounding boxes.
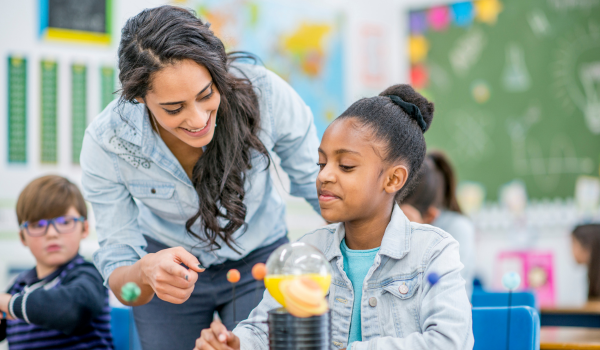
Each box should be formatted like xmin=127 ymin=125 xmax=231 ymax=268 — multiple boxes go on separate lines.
xmin=1 ymin=255 xmax=113 ymax=349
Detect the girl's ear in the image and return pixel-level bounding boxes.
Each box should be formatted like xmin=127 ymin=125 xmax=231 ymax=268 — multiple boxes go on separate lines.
xmin=384 ymin=165 xmax=408 ymax=194
xmin=422 ymin=206 xmax=440 ymax=224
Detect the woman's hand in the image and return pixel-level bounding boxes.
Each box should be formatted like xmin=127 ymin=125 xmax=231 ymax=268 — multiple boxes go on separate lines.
xmin=139 ymin=247 xmax=205 ymax=304
xmin=194 ymin=320 xmax=240 ymax=350
xmin=109 ymin=246 xmax=205 ymax=306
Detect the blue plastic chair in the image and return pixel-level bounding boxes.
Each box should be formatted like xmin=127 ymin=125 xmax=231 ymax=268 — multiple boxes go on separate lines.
xmin=110 ymin=307 xmax=142 ymax=350
xmin=472 ymin=289 xmax=537 ymax=309
xmin=472 ymin=306 xmax=540 ymax=350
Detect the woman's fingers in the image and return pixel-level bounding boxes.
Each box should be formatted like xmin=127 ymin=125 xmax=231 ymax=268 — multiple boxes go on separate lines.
xmin=172 ymin=247 xmax=206 ymax=273
xmin=154 ymin=283 xmax=196 ymax=304
xmin=196 ymin=327 xmax=235 ymax=350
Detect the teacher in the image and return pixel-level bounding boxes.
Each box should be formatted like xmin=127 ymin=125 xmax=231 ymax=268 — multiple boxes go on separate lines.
xmin=80 ymin=5 xmax=320 ymax=349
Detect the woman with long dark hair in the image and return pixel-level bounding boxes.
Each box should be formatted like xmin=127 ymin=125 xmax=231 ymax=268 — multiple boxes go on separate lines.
xmin=80 ymin=5 xmax=320 ymax=349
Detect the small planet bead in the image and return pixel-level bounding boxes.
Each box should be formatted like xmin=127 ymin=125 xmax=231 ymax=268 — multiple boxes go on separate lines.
xmin=121 ymin=282 xmax=141 ymax=303
xmin=251 ymin=263 xmax=267 ymax=281
xmin=227 ymin=269 xmax=241 ymax=283
xmin=502 ymin=272 xmax=521 ymax=291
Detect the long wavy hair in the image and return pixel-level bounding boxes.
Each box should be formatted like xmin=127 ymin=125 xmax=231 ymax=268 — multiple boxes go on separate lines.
xmin=572 ymin=224 xmax=600 ymax=299
xmin=117 ymin=5 xmax=270 ymax=253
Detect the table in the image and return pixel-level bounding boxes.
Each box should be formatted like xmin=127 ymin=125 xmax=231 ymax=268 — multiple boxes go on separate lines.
xmin=542 ymin=303 xmax=600 ymax=328
xmin=541 ymin=327 xmax=600 ymax=349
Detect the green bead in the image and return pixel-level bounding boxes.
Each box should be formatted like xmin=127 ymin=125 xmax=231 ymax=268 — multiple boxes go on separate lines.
xmin=121 ymin=282 xmax=141 ymax=303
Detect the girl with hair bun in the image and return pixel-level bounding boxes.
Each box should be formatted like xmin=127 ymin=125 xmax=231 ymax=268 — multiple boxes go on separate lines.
xmin=196 ymin=85 xmax=474 ymax=350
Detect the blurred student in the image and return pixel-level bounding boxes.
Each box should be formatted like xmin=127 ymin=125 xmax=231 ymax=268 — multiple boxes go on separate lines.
xmin=0 ymin=175 xmax=113 ymax=349
xmin=572 ymin=224 xmax=600 ymax=301
xmin=400 ymin=151 xmax=475 ymax=297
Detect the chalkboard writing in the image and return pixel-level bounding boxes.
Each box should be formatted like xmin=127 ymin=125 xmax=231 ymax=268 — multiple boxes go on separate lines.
xmin=48 ymin=0 xmax=106 ymax=33
xmin=408 ymin=0 xmax=600 ymax=200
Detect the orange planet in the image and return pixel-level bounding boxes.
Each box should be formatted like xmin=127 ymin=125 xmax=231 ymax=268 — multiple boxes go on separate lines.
xmin=281 ymin=276 xmax=328 ymax=318
xmin=227 ymin=269 xmax=241 ymax=283
xmin=252 ymin=263 xmax=267 ymax=281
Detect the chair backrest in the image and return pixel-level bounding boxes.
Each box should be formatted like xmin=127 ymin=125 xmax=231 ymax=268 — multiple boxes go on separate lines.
xmin=472 ymin=306 xmax=540 ymax=350
xmin=472 ymin=290 xmax=537 ymax=309
xmin=110 ymin=307 xmax=142 ymax=350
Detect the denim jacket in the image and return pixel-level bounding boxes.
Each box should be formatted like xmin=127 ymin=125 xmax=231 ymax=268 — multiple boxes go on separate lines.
xmin=233 ymin=204 xmax=474 ymax=350
xmin=80 ymin=63 xmax=320 ymax=285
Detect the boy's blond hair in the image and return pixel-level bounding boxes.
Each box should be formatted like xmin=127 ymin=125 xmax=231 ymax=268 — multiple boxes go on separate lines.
xmin=16 ymin=175 xmax=87 ymax=226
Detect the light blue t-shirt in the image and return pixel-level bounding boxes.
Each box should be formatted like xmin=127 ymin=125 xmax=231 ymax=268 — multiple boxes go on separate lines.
xmin=340 ymin=239 xmax=380 ymax=346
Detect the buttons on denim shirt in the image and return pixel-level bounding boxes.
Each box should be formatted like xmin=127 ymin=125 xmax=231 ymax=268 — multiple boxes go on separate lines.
xmin=369 ymin=297 xmax=377 ymax=307
xmin=399 ymin=283 xmax=409 ymax=294
xmin=151 ymin=188 xmax=156 ymax=194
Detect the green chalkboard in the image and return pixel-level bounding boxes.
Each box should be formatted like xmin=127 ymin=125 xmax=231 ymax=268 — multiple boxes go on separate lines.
xmin=409 ymin=0 xmax=600 ymax=200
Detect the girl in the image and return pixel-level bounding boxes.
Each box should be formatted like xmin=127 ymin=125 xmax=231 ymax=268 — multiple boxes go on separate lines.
xmin=400 ymin=152 xmax=476 ymax=297
xmin=194 ymin=85 xmax=474 ymax=349
xmin=571 ymin=224 xmax=600 ymax=300
xmin=80 ymin=5 xmax=320 ymax=349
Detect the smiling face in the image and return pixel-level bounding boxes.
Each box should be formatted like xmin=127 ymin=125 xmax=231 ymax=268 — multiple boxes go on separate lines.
xmin=316 ymin=118 xmax=408 ymax=223
xmin=139 ymin=59 xmax=221 ymax=149
xmin=20 ymin=206 xmax=89 ymax=277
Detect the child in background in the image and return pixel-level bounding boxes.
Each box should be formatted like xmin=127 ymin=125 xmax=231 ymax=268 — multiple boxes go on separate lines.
xmin=0 ymin=175 xmax=113 ymax=349
xmin=194 ymin=85 xmax=473 ymax=350
xmin=400 ymin=152 xmax=475 ymax=297
xmin=571 ymin=224 xmax=600 ymax=300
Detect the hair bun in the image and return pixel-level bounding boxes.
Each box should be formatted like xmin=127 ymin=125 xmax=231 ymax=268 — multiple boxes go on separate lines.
xmin=379 ymin=84 xmax=434 ymax=132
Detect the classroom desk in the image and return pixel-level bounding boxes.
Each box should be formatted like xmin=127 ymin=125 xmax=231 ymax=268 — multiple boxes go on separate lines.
xmin=541 ymin=327 xmax=600 ymax=349
xmin=541 ymin=303 xmax=600 ymax=328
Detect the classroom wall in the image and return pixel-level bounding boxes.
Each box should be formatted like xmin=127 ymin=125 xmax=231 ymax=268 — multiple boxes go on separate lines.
xmin=0 ymin=2 xmax=595 ymax=335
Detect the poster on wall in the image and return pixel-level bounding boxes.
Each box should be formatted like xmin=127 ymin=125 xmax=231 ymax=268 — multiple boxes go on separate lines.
xmin=72 ymin=63 xmax=87 ymax=164
xmin=100 ymin=66 xmax=116 ymax=111
xmin=39 ymin=0 xmax=112 ymax=45
xmin=176 ymin=0 xmax=345 ymax=138
xmin=8 ymin=56 xmax=27 ymax=164
xmin=40 ymin=59 xmax=58 ymax=164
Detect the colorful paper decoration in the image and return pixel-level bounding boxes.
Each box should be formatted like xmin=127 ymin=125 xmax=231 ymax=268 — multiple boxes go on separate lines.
xmin=410 ymin=64 xmax=429 ymax=89
xmin=409 ymin=11 xmax=428 ymax=34
xmin=474 ymin=0 xmax=503 ymax=25
xmin=496 ymin=251 xmax=555 ymax=307
xmin=409 ymin=35 xmax=429 ymax=64
xmin=39 ymin=0 xmax=112 ymax=44
xmin=8 ymin=56 xmax=27 ymax=163
xmin=428 ymin=6 xmax=450 ymax=32
xmin=452 ymin=2 xmax=475 ymax=27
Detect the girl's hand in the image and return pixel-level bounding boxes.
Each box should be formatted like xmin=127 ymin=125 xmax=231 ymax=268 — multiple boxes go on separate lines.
xmin=139 ymin=247 xmax=205 ymax=304
xmin=194 ymin=320 xmax=240 ymax=350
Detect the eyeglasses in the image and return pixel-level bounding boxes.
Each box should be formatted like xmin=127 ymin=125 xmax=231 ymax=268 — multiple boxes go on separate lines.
xmin=19 ymin=216 xmax=85 ymax=237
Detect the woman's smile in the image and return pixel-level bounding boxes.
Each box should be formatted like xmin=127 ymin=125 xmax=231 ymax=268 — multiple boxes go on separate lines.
xmin=179 ymin=115 xmax=212 ymax=138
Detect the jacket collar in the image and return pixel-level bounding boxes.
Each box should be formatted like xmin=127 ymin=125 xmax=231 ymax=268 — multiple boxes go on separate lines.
xmin=325 ymin=203 xmax=411 ymax=261
xmin=115 ymin=102 xmax=193 ymax=186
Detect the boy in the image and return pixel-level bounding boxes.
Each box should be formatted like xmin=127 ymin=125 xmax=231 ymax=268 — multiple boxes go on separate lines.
xmin=0 ymin=175 xmax=113 ymax=349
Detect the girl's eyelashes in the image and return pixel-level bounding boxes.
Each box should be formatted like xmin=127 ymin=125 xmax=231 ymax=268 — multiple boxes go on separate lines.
xmin=199 ymin=88 xmax=214 ymax=101
xmin=317 ymin=162 xmax=326 ymax=170
xmin=165 ymin=106 xmax=183 ymax=115
xmin=340 ymin=165 xmax=355 ymax=171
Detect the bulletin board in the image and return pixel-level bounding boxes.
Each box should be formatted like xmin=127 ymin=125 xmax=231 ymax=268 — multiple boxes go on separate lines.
xmin=408 ymin=0 xmax=600 ymax=200
xmin=39 ymin=0 xmax=112 ymax=44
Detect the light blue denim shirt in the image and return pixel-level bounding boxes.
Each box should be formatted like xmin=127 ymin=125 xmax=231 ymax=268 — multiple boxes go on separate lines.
xmin=80 ymin=63 xmax=320 ymax=286
xmin=234 ymin=204 xmax=474 ymax=350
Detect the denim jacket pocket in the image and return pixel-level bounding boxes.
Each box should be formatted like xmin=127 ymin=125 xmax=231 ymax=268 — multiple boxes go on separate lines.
xmin=382 ymin=274 xmax=420 ymax=299
xmin=379 ymin=273 xmax=422 ymax=337
xmin=128 ymin=181 xmax=184 ymax=220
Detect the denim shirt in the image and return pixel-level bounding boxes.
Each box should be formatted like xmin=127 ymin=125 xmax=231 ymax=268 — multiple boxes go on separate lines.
xmin=80 ymin=63 xmax=320 ymax=286
xmin=233 ymin=204 xmax=474 ymax=350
